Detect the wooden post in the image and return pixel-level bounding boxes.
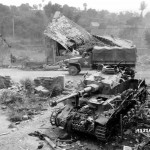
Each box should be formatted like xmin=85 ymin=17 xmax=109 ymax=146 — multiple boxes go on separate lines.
xmin=120 ymin=114 xmax=123 ymax=141
xmin=52 ymin=44 xmax=55 ymax=64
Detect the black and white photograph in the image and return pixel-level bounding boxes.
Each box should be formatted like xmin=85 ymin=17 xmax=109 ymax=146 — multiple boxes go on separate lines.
xmin=0 ymin=0 xmax=150 ymax=149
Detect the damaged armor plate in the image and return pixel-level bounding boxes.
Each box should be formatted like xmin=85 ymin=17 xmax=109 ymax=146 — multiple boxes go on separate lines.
xmin=50 ymin=65 xmax=147 ymax=142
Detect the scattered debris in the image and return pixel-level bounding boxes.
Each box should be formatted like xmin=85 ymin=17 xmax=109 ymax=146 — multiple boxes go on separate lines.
xmin=29 ymin=131 xmax=63 ymax=150
xmin=0 ymin=76 xmax=12 ymax=89
xmin=43 ymin=64 xmax=60 ymax=70
xmin=123 ymin=146 xmax=133 ymax=150
xmin=34 ymin=85 xmax=49 ymax=95
xmin=0 ymin=132 xmax=10 ymax=136
xmin=34 ymin=76 xmax=64 ymax=97
xmin=65 ymin=80 xmax=74 ymax=89
xmin=46 ymin=65 xmax=150 ymax=150
xmin=22 ymin=115 xmax=29 ymax=120
xmin=1 ymin=105 xmax=7 ymax=109
xmin=8 ymin=123 xmax=17 ymax=129
xmin=1 ymin=65 xmax=150 ymax=150
xmin=0 ymin=74 xmax=66 ymax=123
xmin=37 ymin=142 xmax=44 ymax=149
xmin=11 ymin=128 xmax=17 ymax=132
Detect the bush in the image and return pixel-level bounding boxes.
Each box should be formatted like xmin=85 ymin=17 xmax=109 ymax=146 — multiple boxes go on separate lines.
xmin=20 ymin=78 xmax=34 ymax=96
xmin=145 ymin=30 xmax=150 ymax=48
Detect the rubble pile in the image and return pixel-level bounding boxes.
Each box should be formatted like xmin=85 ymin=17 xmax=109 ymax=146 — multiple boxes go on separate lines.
xmin=113 ymin=102 xmax=150 ymax=150
xmin=45 ymin=64 xmax=150 ymax=150
xmin=31 ymin=108 xmax=150 ymax=150
xmin=47 ymin=98 xmax=150 ymax=150
xmin=34 ymin=76 xmax=64 ymax=97
xmin=24 ymin=61 xmax=44 ymax=70
xmin=137 ymin=55 xmax=150 ymax=70
xmin=0 ymin=75 xmax=65 ymax=122
xmin=0 ymin=75 xmax=12 ymax=89
xmin=0 ymin=81 xmax=43 ymax=122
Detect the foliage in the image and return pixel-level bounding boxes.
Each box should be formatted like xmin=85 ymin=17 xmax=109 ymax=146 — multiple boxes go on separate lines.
xmin=20 ymin=78 xmax=34 ymax=95
xmin=0 ymin=1 xmax=149 ymax=53
xmin=140 ymin=1 xmax=147 ymax=17
xmin=0 ymin=3 xmax=47 ymax=40
xmin=126 ymin=17 xmax=141 ymax=26
xmin=0 ymin=81 xmax=44 ymax=122
xmin=119 ymin=26 xmax=138 ymax=39
xmin=44 ymin=2 xmax=62 ymax=19
xmin=145 ymin=30 xmax=150 ymax=47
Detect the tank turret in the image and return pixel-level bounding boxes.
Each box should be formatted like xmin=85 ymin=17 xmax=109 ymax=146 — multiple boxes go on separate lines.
xmin=49 ymin=65 xmax=147 ymax=142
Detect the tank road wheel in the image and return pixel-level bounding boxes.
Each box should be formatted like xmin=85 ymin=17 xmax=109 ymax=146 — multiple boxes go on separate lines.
xmin=50 ymin=108 xmax=62 ymax=126
xmin=69 ymin=65 xmax=79 ymax=76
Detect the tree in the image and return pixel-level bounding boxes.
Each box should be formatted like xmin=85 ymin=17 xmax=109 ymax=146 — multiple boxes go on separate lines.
xmin=19 ymin=3 xmax=32 ymax=12
xmin=73 ymin=13 xmax=81 ymax=23
xmin=83 ymin=3 xmax=87 ymax=11
xmin=33 ymin=4 xmax=38 ymax=10
xmin=0 ymin=4 xmax=11 ymax=36
xmin=62 ymin=4 xmax=73 ymax=20
xmin=44 ymin=2 xmax=62 ymax=19
xmin=87 ymin=9 xmax=97 ymax=18
xmin=38 ymin=4 xmax=42 ymax=10
xmin=10 ymin=5 xmax=18 ymax=15
xmin=145 ymin=30 xmax=150 ymax=48
xmin=144 ymin=12 xmax=150 ymax=25
xmin=43 ymin=2 xmax=53 ymax=18
xmin=52 ymin=3 xmax=62 ymax=12
xmin=0 ymin=4 xmax=10 ymax=16
xmin=118 ymin=11 xmax=136 ymax=25
xmin=107 ymin=13 xmax=119 ymax=26
xmin=140 ymin=1 xmax=147 ymax=17
xmin=126 ymin=17 xmax=141 ymax=26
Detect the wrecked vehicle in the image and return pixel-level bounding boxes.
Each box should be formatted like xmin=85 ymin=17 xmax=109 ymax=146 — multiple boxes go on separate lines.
xmin=44 ymin=12 xmax=137 ymax=74
xmin=64 ymin=45 xmax=137 ymax=75
xmin=49 ymin=65 xmax=147 ymax=141
xmin=82 ymin=61 xmax=135 ymax=89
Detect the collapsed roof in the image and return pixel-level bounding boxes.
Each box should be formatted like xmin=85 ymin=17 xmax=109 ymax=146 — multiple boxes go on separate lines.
xmin=44 ymin=11 xmax=93 ymax=50
xmin=93 ymin=35 xmax=136 ymax=48
xmin=44 ymin=12 xmax=136 ymax=51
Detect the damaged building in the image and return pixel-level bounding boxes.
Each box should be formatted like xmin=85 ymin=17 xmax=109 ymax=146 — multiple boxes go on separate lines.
xmin=44 ymin=11 xmax=94 ymax=64
xmin=0 ymin=35 xmax=11 ymax=67
xmin=44 ymin=11 xmax=137 ymax=65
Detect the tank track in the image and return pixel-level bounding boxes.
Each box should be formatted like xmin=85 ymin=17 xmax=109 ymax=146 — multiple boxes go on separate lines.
xmin=95 ymin=125 xmax=107 ymax=141
xmin=50 ymin=108 xmax=62 ymax=126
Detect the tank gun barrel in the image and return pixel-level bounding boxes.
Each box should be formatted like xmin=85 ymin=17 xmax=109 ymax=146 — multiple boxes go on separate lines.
xmin=50 ymin=84 xmax=100 ymax=107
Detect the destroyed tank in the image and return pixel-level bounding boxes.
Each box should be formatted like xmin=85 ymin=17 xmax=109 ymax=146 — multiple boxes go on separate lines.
xmin=50 ymin=65 xmax=147 ymax=141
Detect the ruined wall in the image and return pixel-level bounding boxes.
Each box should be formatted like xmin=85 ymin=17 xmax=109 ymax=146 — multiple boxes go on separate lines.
xmin=0 ymin=39 xmax=11 ymax=67
xmin=45 ymin=37 xmax=57 ymax=64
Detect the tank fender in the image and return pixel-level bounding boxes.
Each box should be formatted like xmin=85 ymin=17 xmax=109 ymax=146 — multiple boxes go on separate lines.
xmin=95 ymin=116 xmax=108 ymax=125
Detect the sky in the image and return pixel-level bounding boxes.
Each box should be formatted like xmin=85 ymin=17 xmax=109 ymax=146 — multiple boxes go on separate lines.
xmin=0 ymin=0 xmax=150 ymax=14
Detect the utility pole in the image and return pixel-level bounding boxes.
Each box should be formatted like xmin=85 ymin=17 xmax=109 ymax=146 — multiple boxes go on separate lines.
xmin=10 ymin=6 xmax=15 ymax=38
xmin=12 ymin=17 xmax=15 ymax=38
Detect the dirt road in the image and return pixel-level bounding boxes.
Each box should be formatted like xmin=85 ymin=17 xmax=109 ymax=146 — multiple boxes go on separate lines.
xmin=0 ymin=68 xmax=95 ymax=83
xmin=0 ymin=107 xmax=55 ymax=150
xmin=0 ymin=67 xmax=149 ymax=82
xmin=0 ymin=68 xmax=92 ymax=150
xmin=0 ymin=67 xmax=149 ymax=150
